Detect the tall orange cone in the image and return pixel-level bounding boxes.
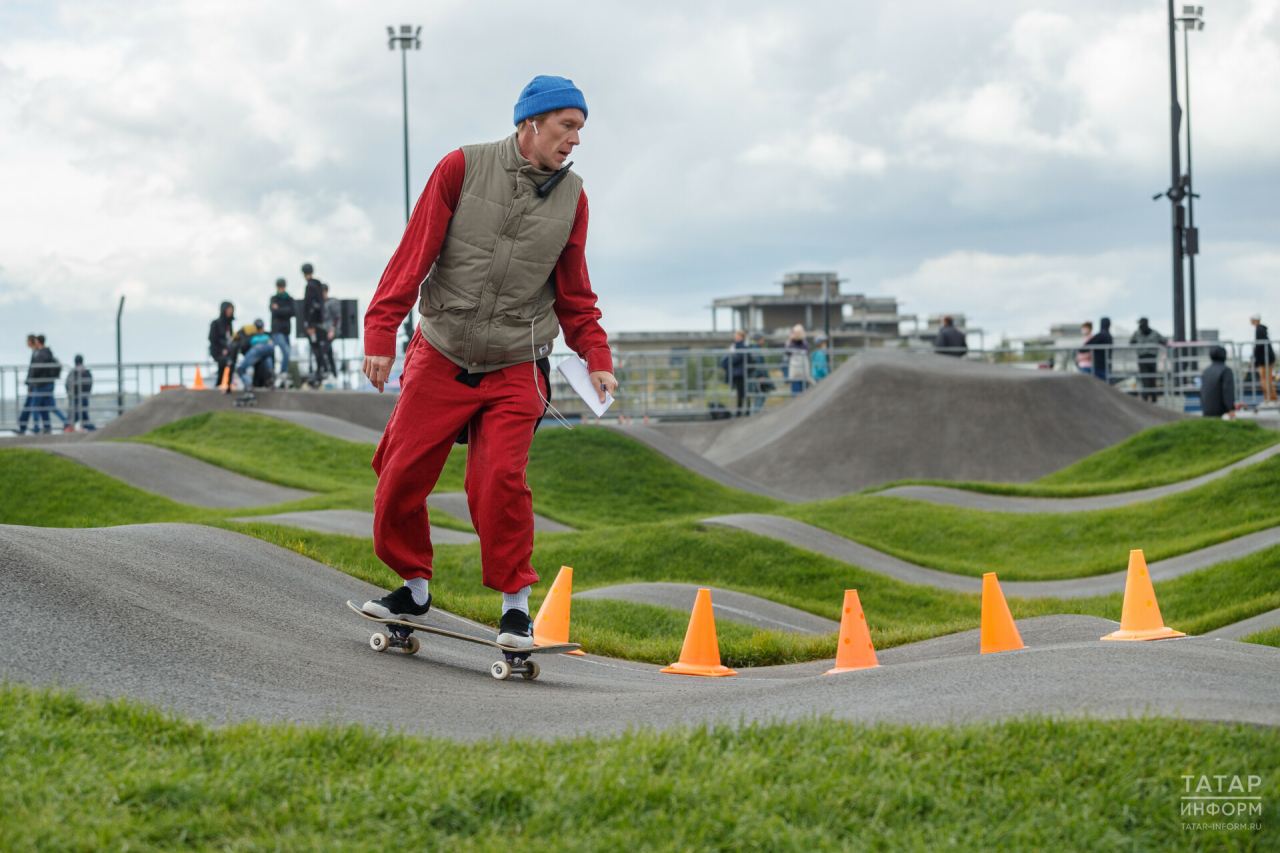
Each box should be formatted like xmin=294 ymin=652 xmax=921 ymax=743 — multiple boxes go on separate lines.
xmin=1101 ymin=550 xmax=1185 ymax=641
xmin=980 ymin=572 xmax=1025 ymax=654
xmin=217 ymin=366 xmax=231 ymax=391
xmin=661 ymin=588 xmax=736 ymax=677
xmin=191 ymin=367 xmax=206 ymax=390
xmin=824 ymin=589 xmax=879 ymax=674
xmin=532 ymin=566 xmax=585 ymax=655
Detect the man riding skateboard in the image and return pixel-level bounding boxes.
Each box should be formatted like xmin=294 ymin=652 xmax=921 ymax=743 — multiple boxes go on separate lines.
xmin=360 ymin=76 xmax=616 ymax=649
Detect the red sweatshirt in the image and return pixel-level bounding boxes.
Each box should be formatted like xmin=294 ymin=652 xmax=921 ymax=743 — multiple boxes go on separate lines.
xmin=363 ymin=148 xmax=612 ymax=374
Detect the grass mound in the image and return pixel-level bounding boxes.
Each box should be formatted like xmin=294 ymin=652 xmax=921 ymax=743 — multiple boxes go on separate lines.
xmin=785 ymin=456 xmax=1280 ymax=580
xmin=872 ymin=419 xmax=1280 ymax=497
xmin=3 ymin=684 xmax=1276 ymax=851
xmin=131 ymin=413 xmax=778 ymax=528
xmin=1243 ymin=625 xmax=1280 ymax=648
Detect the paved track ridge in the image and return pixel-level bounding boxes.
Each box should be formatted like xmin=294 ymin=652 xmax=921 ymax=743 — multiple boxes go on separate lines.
xmin=3 ymin=523 xmax=1277 ymax=736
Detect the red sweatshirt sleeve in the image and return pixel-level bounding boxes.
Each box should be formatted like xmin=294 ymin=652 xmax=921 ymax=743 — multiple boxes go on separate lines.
xmin=363 ymin=149 xmax=465 ymax=358
xmin=554 ymin=191 xmax=613 ymax=374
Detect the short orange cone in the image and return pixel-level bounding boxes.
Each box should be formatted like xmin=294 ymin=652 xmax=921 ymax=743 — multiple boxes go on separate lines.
xmin=980 ymin=572 xmax=1025 ymax=654
xmin=1101 ymin=550 xmax=1185 ymax=641
xmin=661 ymin=588 xmax=736 ymax=677
xmin=191 ymin=367 xmax=206 ymax=390
xmin=825 ymin=589 xmax=879 ymax=674
xmin=532 ymin=566 xmax=585 ymax=655
xmin=217 ymin=366 xmax=231 ymax=391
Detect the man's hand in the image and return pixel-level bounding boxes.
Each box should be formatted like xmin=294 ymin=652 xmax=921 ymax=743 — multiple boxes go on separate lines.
xmin=328 ymin=329 xmax=335 ymax=341
xmin=364 ymin=355 xmax=396 ymax=393
xmin=589 ymin=370 xmax=618 ymax=404
xmin=307 ymin=327 xmax=314 ymax=337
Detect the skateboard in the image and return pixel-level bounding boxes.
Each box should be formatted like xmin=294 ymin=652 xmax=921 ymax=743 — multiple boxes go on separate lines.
xmin=346 ymin=601 xmax=581 ymax=681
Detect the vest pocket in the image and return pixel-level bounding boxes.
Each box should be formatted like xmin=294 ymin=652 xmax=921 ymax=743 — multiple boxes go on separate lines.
xmin=419 ymin=275 xmax=481 ymax=357
xmin=499 ymin=297 xmax=559 ymax=361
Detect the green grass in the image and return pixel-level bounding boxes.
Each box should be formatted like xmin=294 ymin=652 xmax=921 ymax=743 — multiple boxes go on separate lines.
xmin=1242 ymin=625 xmax=1280 ymax=648
xmin=869 ymin=419 xmax=1280 ymax=497
xmin=130 ymin=413 xmax=778 ymax=529
xmin=784 ymin=456 xmax=1280 ymax=580
xmin=3 ymin=684 xmax=1276 ymax=852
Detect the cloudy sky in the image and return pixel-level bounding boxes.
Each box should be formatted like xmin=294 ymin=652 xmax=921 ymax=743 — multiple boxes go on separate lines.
xmin=1 ymin=0 xmax=1278 ymax=365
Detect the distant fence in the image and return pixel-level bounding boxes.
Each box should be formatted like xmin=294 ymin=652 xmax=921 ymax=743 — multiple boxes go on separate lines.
xmin=1 ymin=340 xmax=1271 ymax=431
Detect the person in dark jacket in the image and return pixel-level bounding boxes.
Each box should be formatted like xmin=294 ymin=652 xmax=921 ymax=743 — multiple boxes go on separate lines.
xmin=301 ymin=262 xmax=326 ymax=374
xmin=934 ymin=315 xmax=967 ymax=356
xmin=235 ymin=319 xmax=276 ymax=388
xmin=1084 ymin=317 xmax=1114 ymax=383
xmin=1252 ymin=314 xmax=1276 ymax=402
xmin=18 ymin=334 xmax=62 ymax=434
xmin=209 ymin=302 xmax=236 ymax=391
xmin=720 ymin=330 xmax=749 ymax=416
xmin=1200 ymin=346 xmax=1235 ymax=418
xmin=269 ymin=278 xmax=294 ymax=375
xmin=65 ymin=354 xmax=95 ymax=431
xmin=313 ymin=283 xmax=340 ymax=378
xmin=1129 ymin=317 xmax=1167 ymax=402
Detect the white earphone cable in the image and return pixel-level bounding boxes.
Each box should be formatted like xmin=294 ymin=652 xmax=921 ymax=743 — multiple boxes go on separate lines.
xmin=533 ymin=315 xmax=573 ymax=430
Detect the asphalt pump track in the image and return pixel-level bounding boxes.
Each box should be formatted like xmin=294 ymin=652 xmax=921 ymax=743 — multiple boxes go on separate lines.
xmin=2 ymin=523 xmax=1278 ymax=737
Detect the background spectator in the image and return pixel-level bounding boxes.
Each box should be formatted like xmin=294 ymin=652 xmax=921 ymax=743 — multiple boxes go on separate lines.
xmin=1129 ymin=317 xmax=1167 ymax=403
xmin=1200 ymin=346 xmax=1235 ymax=419
xmin=1075 ymin=322 xmax=1093 ymax=373
xmin=269 ymin=278 xmax=294 ymax=377
xmin=18 ymin=334 xmax=61 ymax=435
xmin=720 ymin=330 xmax=749 ymax=416
xmin=785 ymin=324 xmax=811 ymax=395
xmin=1084 ymin=317 xmax=1113 ymax=383
xmin=65 ymin=354 xmax=95 ymax=431
xmin=209 ymin=302 xmax=236 ymax=391
xmin=235 ymin=319 xmax=275 ymax=389
xmin=317 ymin=282 xmax=340 ymax=378
xmin=747 ymin=333 xmax=773 ymax=414
xmin=811 ymin=334 xmax=830 ymax=380
xmin=1252 ymin=314 xmax=1276 ymax=403
xmin=934 ymin=316 xmax=967 ymax=357
xmin=301 ymin=262 xmax=326 ymax=374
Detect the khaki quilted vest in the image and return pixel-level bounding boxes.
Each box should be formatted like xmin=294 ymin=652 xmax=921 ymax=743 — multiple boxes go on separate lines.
xmin=417 ymin=133 xmax=583 ymax=372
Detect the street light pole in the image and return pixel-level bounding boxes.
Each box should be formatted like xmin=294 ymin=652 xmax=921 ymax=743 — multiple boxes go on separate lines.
xmin=1178 ymin=6 xmax=1205 ymax=341
xmin=115 ymin=295 xmax=125 ymax=417
xmin=1162 ymin=0 xmax=1187 ymax=343
xmin=387 ymin=24 xmax=422 ymax=224
xmin=388 ymin=24 xmax=421 ymax=352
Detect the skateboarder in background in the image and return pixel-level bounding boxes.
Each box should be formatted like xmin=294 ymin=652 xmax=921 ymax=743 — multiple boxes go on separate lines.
xmin=301 ymin=263 xmax=327 ymax=377
xmin=359 ymin=75 xmax=616 ymax=648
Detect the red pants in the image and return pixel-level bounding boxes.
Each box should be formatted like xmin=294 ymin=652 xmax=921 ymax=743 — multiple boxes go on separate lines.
xmin=372 ymin=332 xmax=544 ymax=593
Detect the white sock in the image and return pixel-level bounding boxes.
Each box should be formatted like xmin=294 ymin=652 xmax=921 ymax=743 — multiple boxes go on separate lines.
xmin=502 ymin=586 xmax=531 ymax=616
xmin=405 ymin=577 xmax=429 ymax=606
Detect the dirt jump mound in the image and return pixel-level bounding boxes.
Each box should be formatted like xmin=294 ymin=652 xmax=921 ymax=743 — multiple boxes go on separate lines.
xmin=655 ymin=350 xmax=1181 ymax=499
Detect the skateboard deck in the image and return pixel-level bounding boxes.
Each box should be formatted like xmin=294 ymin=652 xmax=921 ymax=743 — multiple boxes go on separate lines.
xmin=346 ymin=601 xmax=580 ymax=680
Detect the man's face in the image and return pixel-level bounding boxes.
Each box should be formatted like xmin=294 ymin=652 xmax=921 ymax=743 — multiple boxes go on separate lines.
xmin=1081 ymin=325 xmax=1092 ymax=335
xmin=225 ymin=306 xmax=234 ymax=318
xmin=524 ymin=108 xmax=584 ymax=170
xmin=1253 ymin=318 xmax=1261 ymax=326
xmin=734 ymin=332 xmax=745 ymax=343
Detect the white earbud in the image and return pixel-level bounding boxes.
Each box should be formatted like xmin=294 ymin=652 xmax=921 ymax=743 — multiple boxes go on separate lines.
xmin=532 ymin=120 xmax=539 ymax=135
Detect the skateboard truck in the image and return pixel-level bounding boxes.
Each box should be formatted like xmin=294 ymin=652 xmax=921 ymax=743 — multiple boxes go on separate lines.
xmin=492 ymin=652 xmax=539 ymax=682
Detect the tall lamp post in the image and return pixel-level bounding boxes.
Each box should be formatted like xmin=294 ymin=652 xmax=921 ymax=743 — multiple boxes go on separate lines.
xmin=387 ymin=24 xmax=421 ymax=352
xmin=1156 ymin=0 xmax=1188 ymax=344
xmin=387 ymin=24 xmax=422 ymax=224
xmin=1177 ymin=6 xmax=1205 ymax=341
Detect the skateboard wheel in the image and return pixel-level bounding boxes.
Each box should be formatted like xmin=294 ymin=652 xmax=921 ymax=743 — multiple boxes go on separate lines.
xmin=404 ymin=635 xmax=420 ymax=655
xmin=370 ymin=632 xmax=390 ymax=652
xmin=491 ymin=660 xmax=511 ymax=681
xmin=522 ymin=660 xmax=540 ymax=680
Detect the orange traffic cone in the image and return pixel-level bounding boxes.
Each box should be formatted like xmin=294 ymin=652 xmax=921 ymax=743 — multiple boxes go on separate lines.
xmin=532 ymin=566 xmax=585 ymax=655
xmin=1101 ymin=550 xmax=1185 ymax=641
xmin=191 ymin=367 xmax=206 ymax=390
xmin=824 ymin=589 xmax=879 ymax=674
xmin=217 ymin=366 xmax=231 ymax=391
xmin=980 ymin=572 xmax=1025 ymax=654
xmin=661 ymin=588 xmax=736 ymax=677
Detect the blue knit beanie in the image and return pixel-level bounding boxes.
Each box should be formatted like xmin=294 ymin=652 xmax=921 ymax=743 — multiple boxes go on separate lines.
xmin=513 ymin=75 xmax=587 ymax=126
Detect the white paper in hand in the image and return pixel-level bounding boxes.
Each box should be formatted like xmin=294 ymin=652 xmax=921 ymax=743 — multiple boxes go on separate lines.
xmin=556 ymin=356 xmax=614 ymax=417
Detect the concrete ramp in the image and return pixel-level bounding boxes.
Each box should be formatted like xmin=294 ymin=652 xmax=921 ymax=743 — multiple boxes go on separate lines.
xmin=655 ymin=351 xmax=1181 ymax=498
xmin=3 ymin=523 xmax=1278 ymax=736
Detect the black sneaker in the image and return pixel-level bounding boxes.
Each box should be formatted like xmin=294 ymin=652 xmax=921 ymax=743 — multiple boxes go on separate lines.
xmin=497 ymin=608 xmax=535 ymax=649
xmin=362 ymin=586 xmax=432 ymax=624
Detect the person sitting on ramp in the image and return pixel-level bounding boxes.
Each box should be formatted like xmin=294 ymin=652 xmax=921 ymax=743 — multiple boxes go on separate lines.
xmin=359 ymin=76 xmax=616 ymax=649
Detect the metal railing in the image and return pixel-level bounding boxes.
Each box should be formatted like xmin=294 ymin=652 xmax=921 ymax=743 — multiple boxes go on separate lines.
xmin=2 ymin=340 xmax=1271 ymax=432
